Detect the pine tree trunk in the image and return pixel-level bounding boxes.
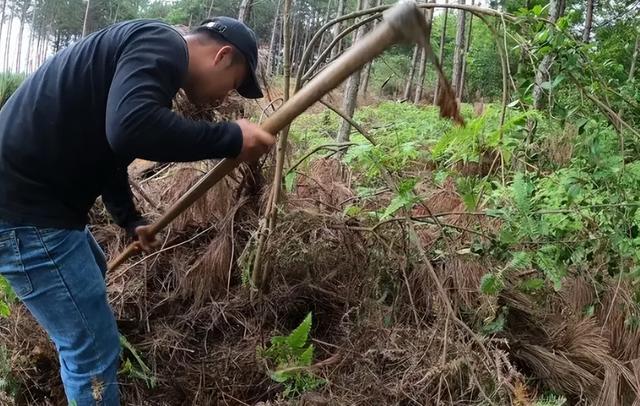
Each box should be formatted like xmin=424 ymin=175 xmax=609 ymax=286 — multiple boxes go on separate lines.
xmin=298 ymin=18 xmax=311 ymax=71
xmin=35 ymin=31 xmax=42 ymax=69
xmin=316 ymin=0 xmax=333 ymax=59
xmin=457 ymin=0 xmax=473 ymax=101
xmin=582 ymin=0 xmax=594 ymax=42
xmin=337 ymin=0 xmax=367 ymax=143
xmin=433 ymin=0 xmax=449 ymax=105
xmin=37 ymin=15 xmax=48 ymax=67
xmin=275 ymin=15 xmax=284 ymax=74
xmin=533 ymin=0 xmax=564 ymax=110
xmin=414 ymin=4 xmax=434 ymax=104
xmin=359 ymin=59 xmax=372 ymax=98
xmin=112 ymin=1 xmax=120 ymax=23
xmin=82 ymin=0 xmax=91 ymax=37
xmin=268 ymin=0 xmax=293 ymax=209
xmin=403 ymin=46 xmax=419 ymax=101
xmin=359 ymin=0 xmax=381 ymax=98
xmin=330 ymin=0 xmax=346 ymax=60
xmin=617 ymin=33 xmax=640 ymax=129
xmin=26 ymin=2 xmax=36 ymax=73
xmin=629 ymin=34 xmax=640 ymax=82
xmin=266 ymin=0 xmax=282 ymax=76
xmin=451 ymin=0 xmax=466 ymax=99
xmin=15 ymin=3 xmax=27 ymax=72
xmin=282 ymin=0 xmax=292 ymax=99
xmin=290 ymin=19 xmax=300 ymax=74
xmin=4 ymin=11 xmax=13 ymax=72
xmin=0 ymin=0 xmax=6 ymax=52
xmin=36 ymin=27 xmax=44 ymax=67
xmin=238 ymin=0 xmax=253 ymax=23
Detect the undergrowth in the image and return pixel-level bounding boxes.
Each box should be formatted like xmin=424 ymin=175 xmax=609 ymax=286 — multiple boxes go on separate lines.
xmin=289 ymin=98 xmax=640 ymax=344
xmin=280 ymin=99 xmax=640 ymax=403
xmin=0 ymin=72 xmax=25 ymax=108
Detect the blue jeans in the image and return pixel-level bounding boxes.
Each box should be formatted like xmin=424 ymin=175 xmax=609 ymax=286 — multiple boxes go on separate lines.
xmin=0 ymin=221 xmax=120 ymax=405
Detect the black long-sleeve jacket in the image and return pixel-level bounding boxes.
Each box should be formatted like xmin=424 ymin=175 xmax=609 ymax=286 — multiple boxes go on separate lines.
xmin=0 ymin=20 xmax=242 ymax=229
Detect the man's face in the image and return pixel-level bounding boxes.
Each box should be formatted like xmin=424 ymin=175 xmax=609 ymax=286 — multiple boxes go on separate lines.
xmin=185 ymin=45 xmax=247 ymax=106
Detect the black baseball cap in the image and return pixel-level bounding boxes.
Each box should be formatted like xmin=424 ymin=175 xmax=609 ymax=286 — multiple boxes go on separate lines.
xmin=194 ymin=17 xmax=263 ymax=99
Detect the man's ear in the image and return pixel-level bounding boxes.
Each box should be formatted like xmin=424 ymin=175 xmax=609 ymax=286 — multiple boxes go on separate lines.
xmin=213 ymin=45 xmax=234 ymax=68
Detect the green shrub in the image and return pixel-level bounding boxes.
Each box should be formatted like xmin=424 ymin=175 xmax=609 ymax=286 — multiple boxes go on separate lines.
xmin=0 ymin=73 xmax=25 ymax=108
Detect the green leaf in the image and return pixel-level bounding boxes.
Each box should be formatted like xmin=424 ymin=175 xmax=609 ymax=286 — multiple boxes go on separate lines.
xmin=584 ymin=304 xmax=595 ymax=318
xmin=509 ymin=252 xmax=531 ymax=270
xmin=540 ymin=81 xmax=553 ymax=90
xmin=270 ymin=336 xmax=287 ymax=346
xmin=299 ymin=345 xmax=314 ymax=366
xmin=397 ymin=178 xmax=418 ymax=195
xmin=532 ymin=4 xmax=543 ymax=15
xmin=551 ymin=75 xmax=565 ymax=88
xmin=0 ymin=276 xmax=15 ymax=302
xmin=482 ymin=308 xmax=507 ymax=335
xmin=519 ymin=277 xmax=545 ymax=293
xmin=535 ymin=29 xmax=549 ymax=43
xmin=498 ymin=228 xmax=517 ymax=244
xmin=462 ymin=191 xmax=477 ymax=211
xmin=0 ymin=301 xmax=10 ymax=318
xmin=287 ymin=312 xmax=312 ymax=349
xmin=557 ymin=16 xmax=569 ymax=30
xmin=382 ymin=192 xmax=415 ymax=219
xmin=343 ymin=205 xmax=362 ymax=217
xmin=538 ymin=45 xmax=552 ymax=56
xmin=285 ymin=172 xmax=297 ymax=193
xmin=575 ymin=118 xmax=589 ymax=134
xmin=271 ymin=369 xmax=290 ymax=383
xmin=512 ymin=173 xmax=533 ymax=214
xmin=480 ymin=272 xmax=504 ymax=296
xmin=536 ymin=247 xmax=566 ymax=291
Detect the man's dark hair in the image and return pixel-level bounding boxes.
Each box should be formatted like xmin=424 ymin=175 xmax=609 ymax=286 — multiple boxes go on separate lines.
xmin=191 ymin=22 xmax=245 ymax=66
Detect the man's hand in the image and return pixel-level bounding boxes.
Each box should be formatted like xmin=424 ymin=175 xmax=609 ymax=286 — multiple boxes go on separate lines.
xmin=235 ymin=119 xmax=275 ymax=162
xmin=133 ymin=224 xmax=161 ymax=253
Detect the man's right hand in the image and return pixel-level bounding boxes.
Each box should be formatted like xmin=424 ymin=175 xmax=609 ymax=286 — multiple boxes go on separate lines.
xmin=235 ymin=119 xmax=275 ymax=162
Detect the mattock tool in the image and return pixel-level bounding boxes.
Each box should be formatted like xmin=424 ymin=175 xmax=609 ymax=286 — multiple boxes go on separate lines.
xmin=108 ymin=0 xmax=463 ymax=271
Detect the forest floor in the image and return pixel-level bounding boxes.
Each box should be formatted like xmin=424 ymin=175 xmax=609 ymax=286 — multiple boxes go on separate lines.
xmin=1 ymin=96 xmax=640 ymax=406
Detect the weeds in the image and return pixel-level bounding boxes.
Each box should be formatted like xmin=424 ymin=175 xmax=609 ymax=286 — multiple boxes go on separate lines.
xmin=259 ymin=312 xmax=324 ymax=398
xmin=0 ymin=277 xmax=15 ymax=318
xmin=119 ymin=335 xmax=156 ymax=389
xmin=0 ymin=345 xmax=18 ymax=400
xmin=0 ymin=73 xmax=25 ymax=108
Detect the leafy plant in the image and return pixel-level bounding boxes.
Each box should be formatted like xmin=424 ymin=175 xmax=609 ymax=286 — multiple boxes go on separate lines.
xmin=0 ymin=276 xmax=16 ymax=318
xmin=381 ymin=178 xmax=419 ymax=219
xmin=0 ymin=73 xmax=25 ymax=108
xmin=0 ymin=345 xmax=19 ymax=400
xmin=259 ymin=312 xmax=324 ymax=398
xmin=534 ymin=393 xmax=568 ymax=406
xmin=119 ymin=335 xmax=156 ymax=389
xmin=482 ymin=307 xmax=508 ymax=335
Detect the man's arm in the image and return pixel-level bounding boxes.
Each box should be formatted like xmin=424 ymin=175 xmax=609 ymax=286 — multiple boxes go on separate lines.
xmin=105 ymin=24 xmax=243 ymax=163
xmin=101 ymin=165 xmax=146 ymax=236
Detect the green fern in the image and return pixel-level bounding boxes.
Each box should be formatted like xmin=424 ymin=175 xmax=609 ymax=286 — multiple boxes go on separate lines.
xmin=260 ymin=312 xmax=324 ymax=398
xmin=286 ymin=312 xmax=312 ymax=351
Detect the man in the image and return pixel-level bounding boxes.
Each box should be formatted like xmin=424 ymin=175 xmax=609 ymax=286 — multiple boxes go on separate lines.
xmin=0 ymin=16 xmax=274 ymax=405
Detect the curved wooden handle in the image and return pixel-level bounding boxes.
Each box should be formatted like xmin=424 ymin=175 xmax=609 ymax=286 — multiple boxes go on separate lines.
xmin=107 ymin=243 xmax=140 ymax=271
xmin=107 ymin=2 xmax=422 ymax=272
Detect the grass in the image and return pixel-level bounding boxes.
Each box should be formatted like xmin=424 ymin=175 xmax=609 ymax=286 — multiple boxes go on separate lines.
xmin=0 ymin=72 xmax=25 ymax=108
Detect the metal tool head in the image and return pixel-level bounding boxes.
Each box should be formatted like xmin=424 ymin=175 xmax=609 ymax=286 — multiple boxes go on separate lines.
xmin=383 ymin=0 xmax=430 ymax=48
